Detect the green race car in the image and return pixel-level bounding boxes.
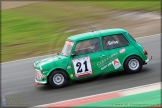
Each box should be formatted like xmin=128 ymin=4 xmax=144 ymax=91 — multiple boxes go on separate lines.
xmin=34 ymin=28 xmax=152 ymax=88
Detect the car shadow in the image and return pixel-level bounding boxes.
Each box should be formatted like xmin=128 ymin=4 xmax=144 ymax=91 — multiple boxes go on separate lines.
xmin=37 ymin=67 xmax=150 ymax=91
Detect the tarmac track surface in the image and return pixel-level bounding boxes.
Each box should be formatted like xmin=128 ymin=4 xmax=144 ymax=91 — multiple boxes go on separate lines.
xmin=1 ymin=34 xmax=161 ymax=107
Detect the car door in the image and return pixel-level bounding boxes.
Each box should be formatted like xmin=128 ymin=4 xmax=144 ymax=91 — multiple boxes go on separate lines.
xmin=71 ymin=38 xmax=106 ymax=78
xmin=101 ymin=34 xmax=130 ymax=73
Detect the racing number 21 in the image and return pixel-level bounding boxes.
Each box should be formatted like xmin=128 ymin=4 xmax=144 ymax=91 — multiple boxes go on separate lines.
xmin=72 ymin=56 xmax=92 ymax=77
xmin=76 ymin=61 xmax=88 ymax=73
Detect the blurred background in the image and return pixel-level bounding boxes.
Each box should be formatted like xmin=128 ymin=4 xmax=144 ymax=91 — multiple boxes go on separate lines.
xmin=1 ymin=1 xmax=161 ymax=62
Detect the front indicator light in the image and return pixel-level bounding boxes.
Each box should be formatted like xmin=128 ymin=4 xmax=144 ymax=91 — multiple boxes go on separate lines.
xmin=43 ymin=75 xmax=47 ymax=78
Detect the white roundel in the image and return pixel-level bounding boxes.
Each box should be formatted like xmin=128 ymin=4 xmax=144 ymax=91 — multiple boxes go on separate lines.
xmin=72 ymin=56 xmax=92 ymax=78
xmin=120 ymin=48 xmax=126 ymax=54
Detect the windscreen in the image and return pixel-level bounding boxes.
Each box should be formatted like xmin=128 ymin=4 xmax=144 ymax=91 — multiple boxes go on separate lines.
xmin=61 ymin=40 xmax=74 ymax=56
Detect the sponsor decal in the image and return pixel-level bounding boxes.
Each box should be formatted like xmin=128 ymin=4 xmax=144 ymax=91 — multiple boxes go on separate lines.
xmin=119 ymin=48 xmax=125 ymax=54
xmin=38 ymin=62 xmax=45 ymax=67
xmin=108 ymin=41 xmax=118 ymax=45
xmin=97 ymin=52 xmax=118 ymax=67
xmin=47 ymin=57 xmax=55 ymax=62
xmin=101 ymin=62 xmax=112 ymax=70
xmin=112 ymin=59 xmax=121 ymax=69
xmin=38 ymin=57 xmax=55 ymax=67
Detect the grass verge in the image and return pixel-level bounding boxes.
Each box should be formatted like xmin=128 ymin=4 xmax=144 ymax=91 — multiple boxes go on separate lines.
xmin=1 ymin=1 xmax=160 ymax=62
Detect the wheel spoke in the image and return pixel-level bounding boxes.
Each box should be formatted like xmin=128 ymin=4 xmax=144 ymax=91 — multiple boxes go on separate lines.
xmin=128 ymin=59 xmax=139 ymax=70
xmin=53 ymin=74 xmax=64 ymax=85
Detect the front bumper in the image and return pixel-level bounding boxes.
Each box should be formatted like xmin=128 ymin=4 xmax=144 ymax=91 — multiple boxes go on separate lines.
xmin=144 ymin=56 xmax=152 ymax=64
xmin=35 ymin=78 xmax=47 ymax=84
xmin=34 ymin=69 xmax=47 ymax=84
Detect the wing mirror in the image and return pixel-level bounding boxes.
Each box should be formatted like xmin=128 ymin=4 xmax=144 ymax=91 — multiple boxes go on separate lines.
xmin=71 ymin=53 xmax=76 ymax=57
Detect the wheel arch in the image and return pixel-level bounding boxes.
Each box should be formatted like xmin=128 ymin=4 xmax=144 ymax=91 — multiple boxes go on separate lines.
xmin=47 ymin=68 xmax=71 ymax=84
xmin=122 ymin=54 xmax=145 ymax=67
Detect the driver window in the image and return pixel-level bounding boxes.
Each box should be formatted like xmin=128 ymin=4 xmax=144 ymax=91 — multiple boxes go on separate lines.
xmin=74 ymin=38 xmax=101 ymax=56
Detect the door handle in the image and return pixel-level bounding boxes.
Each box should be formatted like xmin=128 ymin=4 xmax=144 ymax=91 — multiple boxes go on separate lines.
xmin=99 ymin=55 xmax=106 ymax=57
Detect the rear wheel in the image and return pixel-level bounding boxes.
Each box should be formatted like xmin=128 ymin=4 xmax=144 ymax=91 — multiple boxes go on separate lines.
xmin=48 ymin=70 xmax=69 ymax=88
xmin=124 ymin=56 xmax=143 ymax=73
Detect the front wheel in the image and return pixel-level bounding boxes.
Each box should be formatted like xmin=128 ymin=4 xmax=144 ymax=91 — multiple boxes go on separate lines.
xmin=48 ymin=70 xmax=69 ymax=88
xmin=124 ymin=56 xmax=143 ymax=73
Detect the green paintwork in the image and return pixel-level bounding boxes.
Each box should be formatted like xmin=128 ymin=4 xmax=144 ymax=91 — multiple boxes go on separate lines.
xmin=34 ymin=28 xmax=148 ymax=84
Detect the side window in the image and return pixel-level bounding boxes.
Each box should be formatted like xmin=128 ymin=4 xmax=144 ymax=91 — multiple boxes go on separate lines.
xmin=102 ymin=34 xmax=129 ymax=50
xmin=74 ymin=38 xmax=101 ymax=56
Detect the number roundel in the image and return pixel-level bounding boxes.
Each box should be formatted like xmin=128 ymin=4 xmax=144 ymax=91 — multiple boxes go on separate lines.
xmin=72 ymin=56 xmax=92 ymax=77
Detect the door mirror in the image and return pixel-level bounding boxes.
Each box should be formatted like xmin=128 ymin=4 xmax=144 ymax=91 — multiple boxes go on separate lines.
xmin=71 ymin=53 xmax=76 ymax=57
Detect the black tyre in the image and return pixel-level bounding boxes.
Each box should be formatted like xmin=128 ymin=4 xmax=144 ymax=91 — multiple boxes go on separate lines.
xmin=124 ymin=56 xmax=143 ymax=73
xmin=48 ymin=70 xmax=69 ymax=88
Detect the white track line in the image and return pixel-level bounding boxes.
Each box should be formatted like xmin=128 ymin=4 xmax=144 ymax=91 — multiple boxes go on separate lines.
xmin=1 ymin=33 xmax=161 ymax=64
xmin=33 ymin=82 xmax=161 ymax=107
xmin=121 ymin=82 xmax=161 ymax=96
xmin=135 ymin=33 xmax=160 ymax=39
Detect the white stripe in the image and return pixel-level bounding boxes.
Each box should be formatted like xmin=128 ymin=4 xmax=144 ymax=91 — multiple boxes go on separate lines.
xmin=33 ymin=82 xmax=161 ymax=107
xmin=135 ymin=33 xmax=160 ymax=39
xmin=1 ymin=33 xmax=161 ymax=64
xmin=121 ymin=83 xmax=161 ymax=96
